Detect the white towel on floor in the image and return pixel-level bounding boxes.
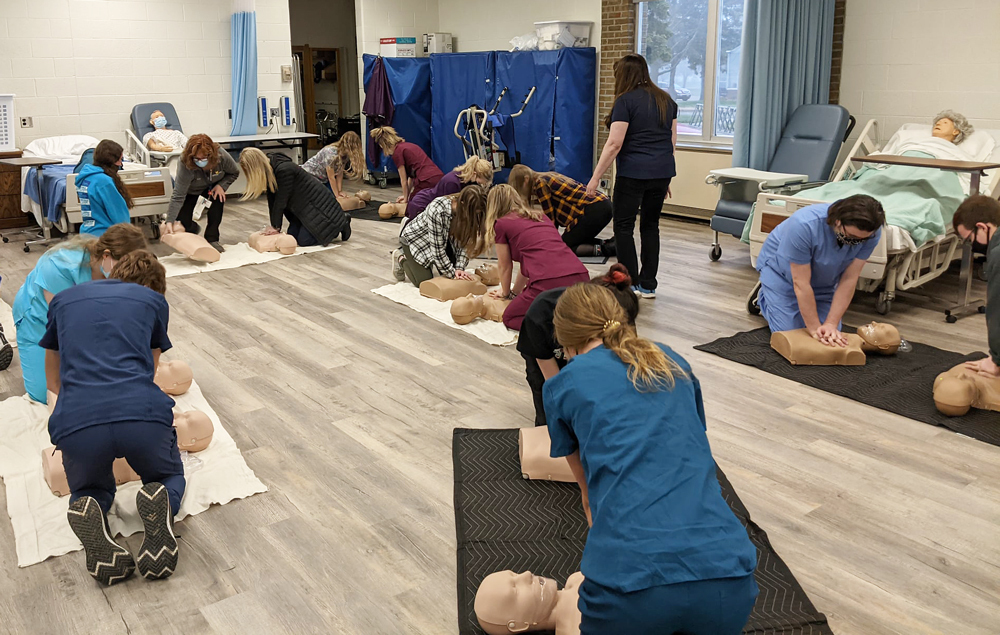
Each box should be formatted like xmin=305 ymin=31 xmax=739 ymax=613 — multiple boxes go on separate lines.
xmin=372 ymin=282 xmax=518 ymax=347
xmin=161 ymin=242 xmax=338 ymax=278
xmin=0 ymin=379 xmax=267 ymax=567
xmin=0 ymin=298 xmax=15 ymax=348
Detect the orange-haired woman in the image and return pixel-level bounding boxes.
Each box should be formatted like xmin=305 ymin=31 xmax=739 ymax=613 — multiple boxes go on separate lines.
xmin=162 ymin=134 xmax=240 ymax=250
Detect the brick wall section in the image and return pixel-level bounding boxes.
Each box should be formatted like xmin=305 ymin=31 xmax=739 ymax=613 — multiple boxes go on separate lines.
xmin=829 ymin=0 xmax=846 ymax=104
xmin=597 ymin=0 xmax=637 ymax=176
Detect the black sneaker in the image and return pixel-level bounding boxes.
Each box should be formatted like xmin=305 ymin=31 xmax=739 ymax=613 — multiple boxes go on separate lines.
xmin=135 ymin=483 xmax=178 ymax=580
xmin=209 ymin=241 xmax=225 ymax=253
xmin=601 ymin=238 xmax=617 ymax=258
xmin=341 ymin=215 xmax=352 ymax=242
xmin=66 ymin=496 xmax=135 ymax=586
xmin=0 ymin=325 xmax=12 ymax=372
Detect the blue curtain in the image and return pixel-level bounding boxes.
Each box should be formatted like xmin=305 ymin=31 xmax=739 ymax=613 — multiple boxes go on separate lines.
xmin=362 ymin=55 xmax=433 ymax=174
xmin=430 ymin=52 xmax=496 ymax=172
xmin=732 ymin=0 xmax=836 ymax=169
xmin=230 ymin=10 xmax=258 ymax=136
xmin=553 ymin=48 xmax=597 ymax=182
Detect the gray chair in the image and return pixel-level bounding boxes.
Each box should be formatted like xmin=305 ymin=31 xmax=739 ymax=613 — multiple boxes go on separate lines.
xmin=130 ymin=102 xmax=184 ymax=139
xmin=125 ymin=102 xmax=186 ymax=176
xmin=707 ymin=104 xmax=855 ymax=261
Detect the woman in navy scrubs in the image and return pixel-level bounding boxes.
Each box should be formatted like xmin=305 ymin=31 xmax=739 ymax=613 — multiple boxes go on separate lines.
xmin=543 ymin=283 xmax=758 ymax=634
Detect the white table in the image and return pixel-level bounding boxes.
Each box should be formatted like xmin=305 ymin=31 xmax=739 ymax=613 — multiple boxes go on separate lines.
xmin=213 ymin=132 xmax=319 ymax=156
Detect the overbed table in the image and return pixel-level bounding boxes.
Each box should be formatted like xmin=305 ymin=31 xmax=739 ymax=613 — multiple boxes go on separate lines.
xmin=213 ymin=132 xmax=319 ymax=156
xmin=0 ymin=156 xmax=63 ymax=252
xmin=853 ymin=154 xmax=1000 ymax=322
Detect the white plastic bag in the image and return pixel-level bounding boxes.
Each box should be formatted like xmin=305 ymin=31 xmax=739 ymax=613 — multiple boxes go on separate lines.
xmin=509 ymin=33 xmax=539 ymax=51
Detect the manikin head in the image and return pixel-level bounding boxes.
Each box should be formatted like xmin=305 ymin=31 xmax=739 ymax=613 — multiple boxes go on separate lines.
xmin=953 ymin=195 xmax=1000 ymax=248
xmin=934 ymin=372 xmax=977 ymax=417
xmin=450 ymin=294 xmax=484 ymax=325
xmin=932 ymin=110 xmax=973 ymax=144
xmin=173 ymin=410 xmax=214 ymax=452
xmin=149 ymin=109 xmax=168 ymax=130
xmin=856 ymin=322 xmax=901 ymax=354
xmin=155 ymin=360 xmax=193 ymax=395
xmin=474 ymin=571 xmax=559 ymax=634
xmin=475 ymin=264 xmax=500 ymax=286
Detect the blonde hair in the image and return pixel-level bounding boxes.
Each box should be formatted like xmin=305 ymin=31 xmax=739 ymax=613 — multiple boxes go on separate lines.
xmin=370 ymin=126 xmax=404 ymax=156
xmin=485 ymin=184 xmax=546 ymax=246
xmin=507 ymin=164 xmax=536 ymax=206
xmin=455 ymin=157 xmax=493 ymax=185
xmin=51 ymin=223 xmax=146 ymax=268
xmin=239 ymin=147 xmax=277 ymax=201
xmin=332 ymin=131 xmax=365 ymax=181
xmin=553 ymin=284 xmax=686 ymax=391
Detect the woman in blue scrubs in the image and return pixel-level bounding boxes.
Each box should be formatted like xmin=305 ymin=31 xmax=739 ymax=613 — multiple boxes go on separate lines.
xmin=756 ymin=195 xmax=885 ymax=345
xmin=12 ymin=223 xmax=146 ymax=403
xmin=543 ymin=283 xmax=758 ymax=634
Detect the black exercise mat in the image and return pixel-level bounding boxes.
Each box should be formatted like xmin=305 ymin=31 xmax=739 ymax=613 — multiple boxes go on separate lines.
xmin=694 ymin=327 xmax=1000 ymax=446
xmin=454 ymin=428 xmax=833 ymax=635
xmin=349 ymin=200 xmax=401 ymax=223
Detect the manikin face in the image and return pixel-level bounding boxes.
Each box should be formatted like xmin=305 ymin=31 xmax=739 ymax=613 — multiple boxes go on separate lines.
xmin=474 ymin=571 xmax=559 ymax=634
xmin=150 ymin=110 xmax=167 ymax=129
xmin=173 ymin=410 xmax=214 ymax=452
xmin=932 ymin=118 xmax=960 ymax=143
xmin=450 ymin=294 xmax=484 ymax=325
xmin=856 ymin=322 xmax=900 ymax=349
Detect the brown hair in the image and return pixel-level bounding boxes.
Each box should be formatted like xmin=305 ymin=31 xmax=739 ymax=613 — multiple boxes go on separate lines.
xmin=553 ymin=283 xmax=685 ymax=391
xmin=92 ymin=139 xmax=133 ymax=208
xmin=953 ymin=194 xmax=1000 ymax=232
xmin=52 ymin=223 xmax=147 ymax=267
xmin=450 ymin=185 xmax=490 ymax=258
xmin=181 ymin=134 xmax=220 ymax=171
xmin=604 ymin=53 xmax=675 ymax=129
xmin=110 ymin=249 xmax=166 ymax=295
xmin=331 ymin=131 xmax=365 ymax=181
xmin=507 ymin=164 xmax=537 ymax=206
xmin=591 ymin=263 xmax=639 ymax=325
xmin=370 ymin=126 xmax=404 ymax=157
xmin=826 ymin=194 xmax=886 ymax=232
xmin=485 ymin=184 xmax=546 ymax=246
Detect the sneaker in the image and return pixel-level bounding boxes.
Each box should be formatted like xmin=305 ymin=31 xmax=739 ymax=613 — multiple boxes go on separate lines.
xmin=135 ymin=483 xmax=178 ymax=580
xmin=209 ymin=241 xmax=225 ymax=253
xmin=341 ymin=214 xmax=352 ymax=242
xmin=635 ymin=286 xmax=656 ymax=299
xmin=391 ymin=248 xmax=405 ymax=282
xmin=601 ymin=238 xmax=617 ymax=258
xmin=67 ymin=496 xmax=135 ymax=586
xmin=0 ymin=325 xmax=12 ymax=372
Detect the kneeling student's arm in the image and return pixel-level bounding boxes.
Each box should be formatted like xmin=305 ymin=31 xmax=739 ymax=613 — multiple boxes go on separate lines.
xmin=536 ymin=358 xmax=560 ymax=381
xmin=45 ymin=350 xmax=60 ymax=397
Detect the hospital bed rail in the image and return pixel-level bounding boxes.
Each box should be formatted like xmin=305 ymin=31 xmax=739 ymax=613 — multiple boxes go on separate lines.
xmin=64 ymin=167 xmax=172 ymax=239
xmin=125 ymin=130 xmax=183 ymax=178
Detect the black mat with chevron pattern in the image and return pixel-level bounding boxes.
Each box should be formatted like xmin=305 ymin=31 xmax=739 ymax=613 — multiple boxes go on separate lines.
xmin=695 ymin=327 xmax=1000 ymax=447
xmin=349 ymin=200 xmax=400 ymax=223
xmin=454 ymin=428 xmax=833 ymax=635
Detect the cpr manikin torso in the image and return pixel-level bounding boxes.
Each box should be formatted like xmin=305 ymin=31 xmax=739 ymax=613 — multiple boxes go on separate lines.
xmin=771 ymin=322 xmax=901 ymax=365
xmin=451 ymin=294 xmax=510 ymax=325
xmin=422 ymin=265 xmax=499 ymax=302
xmin=338 ymin=189 xmax=371 ymax=212
xmin=933 ymin=363 xmax=1000 ymax=416
xmin=379 ymin=203 xmax=407 ymax=219
xmin=475 ymin=571 xmax=584 ymax=635
xmin=160 ymin=223 xmax=221 ymax=263
xmin=155 ymin=360 xmax=193 ymax=395
xmin=518 ymin=427 xmax=574 ymax=482
xmin=249 ymin=231 xmax=298 ymax=254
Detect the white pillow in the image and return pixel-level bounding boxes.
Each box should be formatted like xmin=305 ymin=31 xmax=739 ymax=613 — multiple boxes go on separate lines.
xmin=23 ymin=135 xmax=99 ymax=162
xmin=884 ymin=124 xmax=996 ymax=162
xmin=959 ymin=130 xmax=997 ymax=163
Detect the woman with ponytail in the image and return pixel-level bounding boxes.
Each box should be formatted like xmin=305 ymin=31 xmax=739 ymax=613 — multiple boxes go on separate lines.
xmin=75 ymin=140 xmax=133 ymax=236
xmin=543 ymin=283 xmax=758 ymax=634
xmin=516 ymin=264 xmax=638 ymax=426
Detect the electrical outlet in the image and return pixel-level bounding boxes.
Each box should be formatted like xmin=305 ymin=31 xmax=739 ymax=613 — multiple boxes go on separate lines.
xmin=270 ymin=108 xmax=279 ymax=119
xmin=20 ymin=117 xmax=32 ymax=128
xmin=599 ymin=178 xmax=609 ymax=189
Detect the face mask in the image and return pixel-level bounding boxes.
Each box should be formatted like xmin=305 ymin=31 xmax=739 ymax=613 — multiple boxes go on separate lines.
xmin=835 ymin=229 xmax=868 ymax=247
xmin=100 ymin=261 xmax=111 ymax=278
xmin=195 ymin=158 xmax=209 ymax=168
xmin=153 ymin=116 xmax=167 ymax=129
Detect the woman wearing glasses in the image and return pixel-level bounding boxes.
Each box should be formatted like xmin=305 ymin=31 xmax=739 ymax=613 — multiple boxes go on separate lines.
xmin=755 ymin=195 xmax=885 ymax=346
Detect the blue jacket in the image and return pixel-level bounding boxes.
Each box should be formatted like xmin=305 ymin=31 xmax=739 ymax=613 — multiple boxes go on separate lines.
xmin=76 ymin=164 xmax=130 ymax=236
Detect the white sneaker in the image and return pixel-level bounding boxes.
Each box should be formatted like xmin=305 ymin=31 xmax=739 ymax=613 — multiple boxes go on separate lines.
xmin=391 ymin=248 xmax=405 ymax=282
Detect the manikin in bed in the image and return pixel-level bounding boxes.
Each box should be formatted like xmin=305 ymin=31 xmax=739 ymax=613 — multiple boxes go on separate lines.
xmin=745 ymin=111 xmax=997 ymax=249
xmin=143 ymin=110 xmax=189 ymax=153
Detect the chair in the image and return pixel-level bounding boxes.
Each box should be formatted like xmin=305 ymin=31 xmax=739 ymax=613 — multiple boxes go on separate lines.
xmin=706 ymin=104 xmax=855 ymax=261
xmin=125 ymin=103 xmax=185 ymax=176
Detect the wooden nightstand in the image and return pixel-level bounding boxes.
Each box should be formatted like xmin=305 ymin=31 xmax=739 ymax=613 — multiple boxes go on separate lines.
xmin=0 ymin=149 xmax=33 ymax=230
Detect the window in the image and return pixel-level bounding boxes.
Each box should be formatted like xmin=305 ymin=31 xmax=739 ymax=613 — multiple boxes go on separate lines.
xmin=636 ymin=0 xmax=746 ymax=145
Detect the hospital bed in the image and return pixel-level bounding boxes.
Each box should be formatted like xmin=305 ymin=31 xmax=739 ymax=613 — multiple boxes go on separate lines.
xmin=64 ymin=167 xmax=172 ymax=238
xmin=746 ymin=120 xmax=1000 ymax=317
xmin=125 ymin=103 xmax=185 ymax=177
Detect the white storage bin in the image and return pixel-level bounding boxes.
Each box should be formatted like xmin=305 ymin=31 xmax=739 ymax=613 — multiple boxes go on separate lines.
xmin=0 ymin=95 xmax=14 ymax=152
xmin=534 ymin=21 xmax=593 ymax=49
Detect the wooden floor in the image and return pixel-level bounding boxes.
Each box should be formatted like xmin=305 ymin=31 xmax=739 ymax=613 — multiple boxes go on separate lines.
xmin=0 ymin=188 xmax=997 ymax=635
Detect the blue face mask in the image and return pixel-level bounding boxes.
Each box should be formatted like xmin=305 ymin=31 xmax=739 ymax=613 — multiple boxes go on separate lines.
xmin=195 ymin=158 xmax=209 ymax=168
xmin=153 ymin=116 xmax=167 ymax=129
xmin=100 ymin=261 xmax=111 ymax=278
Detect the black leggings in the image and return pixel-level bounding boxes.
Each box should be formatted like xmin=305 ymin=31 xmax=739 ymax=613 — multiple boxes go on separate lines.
xmin=522 ymin=354 xmax=548 ymax=427
xmin=612 ymin=176 xmax=671 ymax=290
xmin=176 ymin=189 xmax=225 ymax=243
xmin=561 ymin=199 xmax=613 ymax=252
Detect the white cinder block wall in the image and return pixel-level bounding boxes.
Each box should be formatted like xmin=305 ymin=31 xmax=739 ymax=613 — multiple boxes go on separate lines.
xmin=437 ymin=0 xmax=600 ymax=53
xmin=839 ymin=0 xmax=1000 ymax=146
xmin=0 ymin=0 xmax=296 ymax=148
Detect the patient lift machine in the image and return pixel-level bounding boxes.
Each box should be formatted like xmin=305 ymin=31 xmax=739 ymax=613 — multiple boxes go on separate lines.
xmin=454 ymin=86 xmax=536 ymax=171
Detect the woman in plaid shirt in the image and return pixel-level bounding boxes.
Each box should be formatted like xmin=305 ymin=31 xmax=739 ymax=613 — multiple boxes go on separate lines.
xmin=393 ymin=186 xmax=489 ymax=286
xmin=509 ymin=165 xmax=614 ymax=258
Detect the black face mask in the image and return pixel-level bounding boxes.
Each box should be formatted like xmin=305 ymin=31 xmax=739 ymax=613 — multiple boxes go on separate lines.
xmin=968 ymin=226 xmax=994 ymax=254
xmin=835 ymin=230 xmax=868 ymax=247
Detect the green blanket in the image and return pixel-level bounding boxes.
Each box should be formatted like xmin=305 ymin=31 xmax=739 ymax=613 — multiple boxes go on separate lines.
xmin=741 ymin=151 xmax=966 ymax=246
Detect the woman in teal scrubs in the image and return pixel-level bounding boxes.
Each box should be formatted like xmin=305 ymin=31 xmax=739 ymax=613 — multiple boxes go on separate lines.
xmin=543 ymin=283 xmax=758 ymax=634
xmin=12 ymin=223 xmax=146 ymax=403
xmin=756 ymin=195 xmax=884 ymax=344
